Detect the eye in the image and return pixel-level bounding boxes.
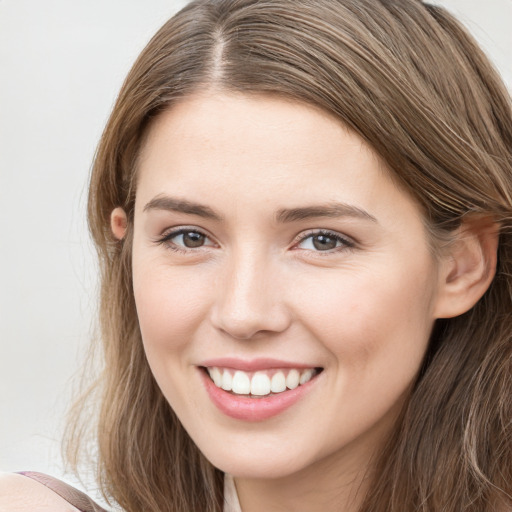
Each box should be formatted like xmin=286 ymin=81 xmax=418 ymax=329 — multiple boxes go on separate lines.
xmin=295 ymin=230 xmax=354 ymax=252
xmin=173 ymin=231 xmax=207 ymax=248
xmin=157 ymin=228 xmax=216 ymax=251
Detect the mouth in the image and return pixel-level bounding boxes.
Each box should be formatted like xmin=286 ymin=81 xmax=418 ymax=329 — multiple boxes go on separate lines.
xmin=202 ymin=366 xmax=323 ymax=398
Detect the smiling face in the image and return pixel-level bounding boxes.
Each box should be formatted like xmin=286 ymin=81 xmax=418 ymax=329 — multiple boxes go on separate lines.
xmin=130 ymin=92 xmax=441 ymax=481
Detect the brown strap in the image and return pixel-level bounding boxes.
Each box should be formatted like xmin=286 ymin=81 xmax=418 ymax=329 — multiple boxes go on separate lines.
xmin=17 ymin=472 xmax=108 ymax=512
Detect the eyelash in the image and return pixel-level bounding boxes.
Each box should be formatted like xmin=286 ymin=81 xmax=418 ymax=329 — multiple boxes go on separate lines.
xmin=156 ymin=227 xmax=215 ymax=254
xmin=293 ymin=230 xmax=356 ymax=255
xmin=155 ymin=227 xmax=356 ymax=255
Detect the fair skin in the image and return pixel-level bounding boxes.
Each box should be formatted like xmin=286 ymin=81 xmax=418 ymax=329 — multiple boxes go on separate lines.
xmin=0 ymin=472 xmax=81 ymax=511
xmin=0 ymin=92 xmax=496 ymax=511
xmin=110 ymin=92 xmax=495 ymax=512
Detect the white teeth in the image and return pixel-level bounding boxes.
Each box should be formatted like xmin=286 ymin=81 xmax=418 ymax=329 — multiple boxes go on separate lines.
xmin=208 ymin=367 xmax=318 ymax=396
xmin=221 ymin=371 xmax=233 ymax=391
xmin=232 ymin=371 xmax=251 ymax=394
xmin=286 ymin=369 xmax=300 ymax=389
xmin=251 ymin=372 xmax=271 ymax=396
xmin=209 ymin=367 xmax=222 ymax=387
xmin=270 ymin=372 xmax=287 ymax=393
xmin=299 ymin=368 xmax=314 ymax=385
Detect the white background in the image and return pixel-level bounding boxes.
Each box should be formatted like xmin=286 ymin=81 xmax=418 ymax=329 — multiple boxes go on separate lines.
xmin=1 ymin=0 xmax=511 ymax=498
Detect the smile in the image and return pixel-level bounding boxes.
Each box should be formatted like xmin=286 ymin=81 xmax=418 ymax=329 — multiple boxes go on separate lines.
xmin=206 ymin=367 xmax=320 ymax=397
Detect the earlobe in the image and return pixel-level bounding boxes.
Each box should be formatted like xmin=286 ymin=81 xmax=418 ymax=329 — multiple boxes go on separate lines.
xmin=434 ymin=217 xmax=499 ymax=319
xmin=111 ymin=207 xmax=128 ymax=240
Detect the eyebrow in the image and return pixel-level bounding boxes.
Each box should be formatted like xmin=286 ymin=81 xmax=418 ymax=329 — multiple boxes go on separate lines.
xmin=275 ymin=204 xmax=377 ymax=223
xmin=143 ymin=196 xmax=223 ymax=221
xmin=143 ymin=195 xmax=377 ymax=224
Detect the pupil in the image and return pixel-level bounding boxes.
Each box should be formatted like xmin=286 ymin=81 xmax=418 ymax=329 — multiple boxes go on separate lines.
xmin=183 ymin=232 xmax=205 ymax=248
xmin=313 ymin=235 xmax=336 ymax=251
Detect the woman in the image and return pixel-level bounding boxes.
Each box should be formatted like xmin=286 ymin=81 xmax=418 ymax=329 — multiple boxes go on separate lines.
xmin=1 ymin=0 xmax=511 ymax=510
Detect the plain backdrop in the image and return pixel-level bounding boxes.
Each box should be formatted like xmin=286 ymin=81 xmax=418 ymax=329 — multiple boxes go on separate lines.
xmin=1 ymin=0 xmax=511 ymax=500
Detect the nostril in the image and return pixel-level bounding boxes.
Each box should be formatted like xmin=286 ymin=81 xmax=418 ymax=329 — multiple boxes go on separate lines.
xmin=210 ymin=305 xmax=292 ymax=340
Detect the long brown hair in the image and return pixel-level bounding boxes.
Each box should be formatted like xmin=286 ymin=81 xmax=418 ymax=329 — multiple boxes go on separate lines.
xmin=66 ymin=0 xmax=512 ymax=510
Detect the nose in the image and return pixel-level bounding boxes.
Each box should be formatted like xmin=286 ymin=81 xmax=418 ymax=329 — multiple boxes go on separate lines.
xmin=210 ymin=250 xmax=292 ymax=340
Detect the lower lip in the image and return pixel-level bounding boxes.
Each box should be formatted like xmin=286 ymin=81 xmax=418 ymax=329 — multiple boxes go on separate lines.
xmin=200 ymin=369 xmax=319 ymax=422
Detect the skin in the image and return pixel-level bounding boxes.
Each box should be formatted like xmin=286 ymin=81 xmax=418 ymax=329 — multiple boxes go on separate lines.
xmin=113 ymin=92 xmax=495 ymax=512
xmin=0 ymin=473 xmax=81 ymax=512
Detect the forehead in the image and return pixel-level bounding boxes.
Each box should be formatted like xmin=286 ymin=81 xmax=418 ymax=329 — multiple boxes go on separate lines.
xmin=139 ymin=92 xmax=368 ymax=165
xmin=134 ymin=92 xmax=420 ymax=228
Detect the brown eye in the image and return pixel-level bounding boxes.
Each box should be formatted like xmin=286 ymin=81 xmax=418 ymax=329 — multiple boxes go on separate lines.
xmin=159 ymin=229 xmax=213 ymax=250
xmin=181 ymin=231 xmax=206 ymax=248
xmin=312 ymin=234 xmax=338 ymax=251
xmin=296 ymin=231 xmax=353 ymax=253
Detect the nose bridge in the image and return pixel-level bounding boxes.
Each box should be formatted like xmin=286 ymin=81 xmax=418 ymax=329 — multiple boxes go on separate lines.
xmin=211 ymin=244 xmax=290 ymax=339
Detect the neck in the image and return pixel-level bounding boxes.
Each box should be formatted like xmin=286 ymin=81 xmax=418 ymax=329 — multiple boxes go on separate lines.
xmin=235 ymin=467 xmax=370 ymax=512
xmin=233 ymin=436 xmax=381 ymax=512
xmin=231 ymin=392 xmax=406 ymax=512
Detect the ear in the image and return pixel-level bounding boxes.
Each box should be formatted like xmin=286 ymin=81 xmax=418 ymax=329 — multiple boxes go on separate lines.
xmin=110 ymin=207 xmax=128 ymax=240
xmin=434 ymin=216 xmax=499 ymax=319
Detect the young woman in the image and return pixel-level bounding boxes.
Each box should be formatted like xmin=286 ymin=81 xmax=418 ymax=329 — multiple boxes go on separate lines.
xmin=2 ymin=0 xmax=511 ymax=510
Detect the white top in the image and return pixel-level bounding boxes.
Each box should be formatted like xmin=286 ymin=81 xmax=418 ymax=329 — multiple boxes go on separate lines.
xmin=224 ymin=474 xmax=243 ymax=512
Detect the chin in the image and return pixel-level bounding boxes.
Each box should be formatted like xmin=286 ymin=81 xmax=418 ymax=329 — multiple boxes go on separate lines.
xmin=208 ymin=451 xmax=309 ymax=479
xmin=193 ymin=432 xmax=321 ymax=479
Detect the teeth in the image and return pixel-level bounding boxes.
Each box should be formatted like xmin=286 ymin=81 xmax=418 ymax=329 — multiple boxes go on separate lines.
xmin=207 ymin=367 xmax=318 ymax=396
xmin=299 ymin=368 xmax=314 ymax=385
xmin=209 ymin=367 xmax=222 ymax=387
xmin=221 ymin=370 xmax=233 ymax=391
xmin=270 ymin=372 xmax=286 ymax=393
xmin=251 ymin=372 xmax=271 ymax=396
xmin=286 ymin=369 xmax=300 ymax=390
xmin=232 ymin=371 xmax=251 ymax=394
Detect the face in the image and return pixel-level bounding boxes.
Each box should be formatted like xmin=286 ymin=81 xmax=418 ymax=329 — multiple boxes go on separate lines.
xmin=131 ymin=92 xmax=442 ymax=480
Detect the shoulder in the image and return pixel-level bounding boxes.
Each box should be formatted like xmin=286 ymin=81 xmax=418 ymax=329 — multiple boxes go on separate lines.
xmin=0 ymin=472 xmax=81 ymax=511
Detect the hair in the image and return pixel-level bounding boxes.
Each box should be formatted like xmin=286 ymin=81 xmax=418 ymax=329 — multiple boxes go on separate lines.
xmin=65 ymin=0 xmax=512 ymax=510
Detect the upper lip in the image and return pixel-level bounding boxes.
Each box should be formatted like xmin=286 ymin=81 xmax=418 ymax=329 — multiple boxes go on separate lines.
xmin=199 ymin=357 xmax=321 ymax=372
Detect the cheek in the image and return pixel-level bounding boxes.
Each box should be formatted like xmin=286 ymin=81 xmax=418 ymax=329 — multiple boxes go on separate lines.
xmin=288 ymin=262 xmax=437 ymax=447
xmin=294 ymin=260 xmax=436 ymax=373
xmin=132 ymin=257 xmax=215 ymax=411
xmin=132 ymin=256 xmax=212 ymax=356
